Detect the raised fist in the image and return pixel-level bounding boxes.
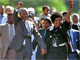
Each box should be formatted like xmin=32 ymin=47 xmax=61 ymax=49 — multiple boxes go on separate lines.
xmin=68 ymin=0 xmax=73 ymax=8
xmin=17 ymin=2 xmax=23 ymax=10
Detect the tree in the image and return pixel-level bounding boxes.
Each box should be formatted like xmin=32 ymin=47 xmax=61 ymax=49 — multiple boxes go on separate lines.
xmin=0 ymin=0 xmax=10 ymax=5
xmin=1 ymin=0 xmax=79 ymax=16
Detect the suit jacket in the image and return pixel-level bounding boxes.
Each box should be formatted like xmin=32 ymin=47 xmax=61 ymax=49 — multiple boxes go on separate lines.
xmin=0 ymin=24 xmax=9 ymax=59
xmin=33 ymin=28 xmax=46 ymax=60
xmin=68 ymin=29 xmax=80 ymax=59
xmin=70 ymin=29 xmax=79 ymax=51
xmin=9 ymin=10 xmax=46 ymax=51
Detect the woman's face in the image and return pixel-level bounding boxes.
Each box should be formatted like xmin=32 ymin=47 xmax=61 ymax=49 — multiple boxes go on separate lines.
xmin=42 ymin=20 xmax=51 ymax=29
xmin=54 ymin=17 xmax=61 ymax=28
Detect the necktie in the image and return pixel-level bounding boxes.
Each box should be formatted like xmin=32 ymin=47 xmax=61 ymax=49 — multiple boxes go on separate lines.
xmin=23 ymin=21 xmax=28 ymax=36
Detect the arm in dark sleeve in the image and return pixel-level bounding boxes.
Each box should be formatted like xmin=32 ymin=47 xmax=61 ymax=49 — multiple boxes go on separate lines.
xmin=61 ymin=20 xmax=70 ymax=30
xmin=13 ymin=10 xmax=21 ymax=25
xmin=33 ymin=24 xmax=46 ymax=49
xmin=33 ymin=37 xmax=38 ymax=50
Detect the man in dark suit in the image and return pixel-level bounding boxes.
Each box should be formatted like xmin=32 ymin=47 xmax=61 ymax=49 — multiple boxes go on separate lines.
xmin=9 ymin=2 xmax=46 ymax=60
xmin=68 ymin=29 xmax=80 ymax=60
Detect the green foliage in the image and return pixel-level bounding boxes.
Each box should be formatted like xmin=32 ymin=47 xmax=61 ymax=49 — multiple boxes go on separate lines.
xmin=48 ymin=0 xmax=68 ymax=12
xmin=0 ymin=0 xmax=79 ymax=16
xmin=34 ymin=0 xmax=68 ymax=16
xmin=0 ymin=0 xmax=10 ymax=5
xmin=36 ymin=6 xmax=43 ymax=16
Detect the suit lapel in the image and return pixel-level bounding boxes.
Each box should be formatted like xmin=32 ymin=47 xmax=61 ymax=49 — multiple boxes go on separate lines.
xmin=41 ymin=29 xmax=45 ymax=39
xmin=70 ymin=30 xmax=74 ymax=43
xmin=19 ymin=20 xmax=24 ymax=33
xmin=70 ymin=30 xmax=75 ymax=48
xmin=45 ymin=29 xmax=52 ymax=44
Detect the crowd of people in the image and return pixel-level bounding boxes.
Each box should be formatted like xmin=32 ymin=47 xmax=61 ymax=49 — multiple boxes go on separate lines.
xmin=0 ymin=0 xmax=80 ymax=60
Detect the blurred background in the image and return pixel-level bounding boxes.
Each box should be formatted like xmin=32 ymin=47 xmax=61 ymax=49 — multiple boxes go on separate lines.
xmin=0 ymin=0 xmax=80 ymax=16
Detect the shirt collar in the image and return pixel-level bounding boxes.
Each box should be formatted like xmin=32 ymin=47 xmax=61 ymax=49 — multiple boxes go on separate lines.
xmin=73 ymin=23 xmax=78 ymax=25
xmin=48 ymin=24 xmax=54 ymax=31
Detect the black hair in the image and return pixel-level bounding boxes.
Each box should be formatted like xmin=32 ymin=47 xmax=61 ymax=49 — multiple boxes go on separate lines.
xmin=44 ymin=19 xmax=52 ymax=24
xmin=42 ymin=5 xmax=50 ymax=10
xmin=51 ymin=12 xmax=62 ymax=23
xmin=62 ymin=12 xmax=68 ymax=16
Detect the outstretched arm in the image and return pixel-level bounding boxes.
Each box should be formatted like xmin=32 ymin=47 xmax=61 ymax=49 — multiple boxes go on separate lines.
xmin=16 ymin=2 xmax=23 ymax=10
xmin=65 ymin=0 xmax=73 ymax=23
xmin=13 ymin=2 xmax=23 ymax=25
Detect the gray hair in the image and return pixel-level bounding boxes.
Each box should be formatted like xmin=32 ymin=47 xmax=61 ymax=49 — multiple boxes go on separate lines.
xmin=6 ymin=5 xmax=14 ymax=12
xmin=18 ymin=7 xmax=28 ymax=14
xmin=72 ymin=13 xmax=79 ymax=20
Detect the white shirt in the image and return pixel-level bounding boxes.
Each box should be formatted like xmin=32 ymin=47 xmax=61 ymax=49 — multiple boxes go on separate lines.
xmin=1 ymin=16 xmax=8 ymax=24
xmin=8 ymin=24 xmax=15 ymax=43
xmin=0 ymin=14 xmax=7 ymax=24
xmin=39 ymin=13 xmax=51 ymax=21
xmin=34 ymin=17 xmax=39 ymax=23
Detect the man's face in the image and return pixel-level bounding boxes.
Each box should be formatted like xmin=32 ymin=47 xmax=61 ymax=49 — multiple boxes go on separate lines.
xmin=63 ymin=14 xmax=67 ymax=18
xmin=0 ymin=6 xmax=4 ymax=14
xmin=42 ymin=20 xmax=51 ymax=29
xmin=7 ymin=14 xmax=13 ymax=24
xmin=20 ymin=10 xmax=28 ymax=20
xmin=54 ymin=17 xmax=61 ymax=28
xmin=43 ymin=7 xmax=49 ymax=15
xmin=72 ymin=15 xmax=78 ymax=23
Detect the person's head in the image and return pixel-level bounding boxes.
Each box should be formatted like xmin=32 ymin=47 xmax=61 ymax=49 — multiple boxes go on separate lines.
xmin=51 ymin=12 xmax=62 ymax=28
xmin=7 ymin=12 xmax=13 ymax=24
xmin=50 ymin=7 xmax=56 ymax=15
xmin=42 ymin=5 xmax=50 ymax=15
xmin=28 ymin=7 xmax=35 ymax=18
xmin=5 ymin=6 xmax=14 ymax=14
xmin=72 ymin=13 xmax=79 ymax=24
xmin=42 ymin=17 xmax=52 ymax=29
xmin=0 ymin=5 xmax=5 ymax=14
xmin=62 ymin=12 xmax=68 ymax=18
xmin=61 ymin=12 xmax=68 ymax=23
xmin=19 ymin=8 xmax=29 ymax=21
